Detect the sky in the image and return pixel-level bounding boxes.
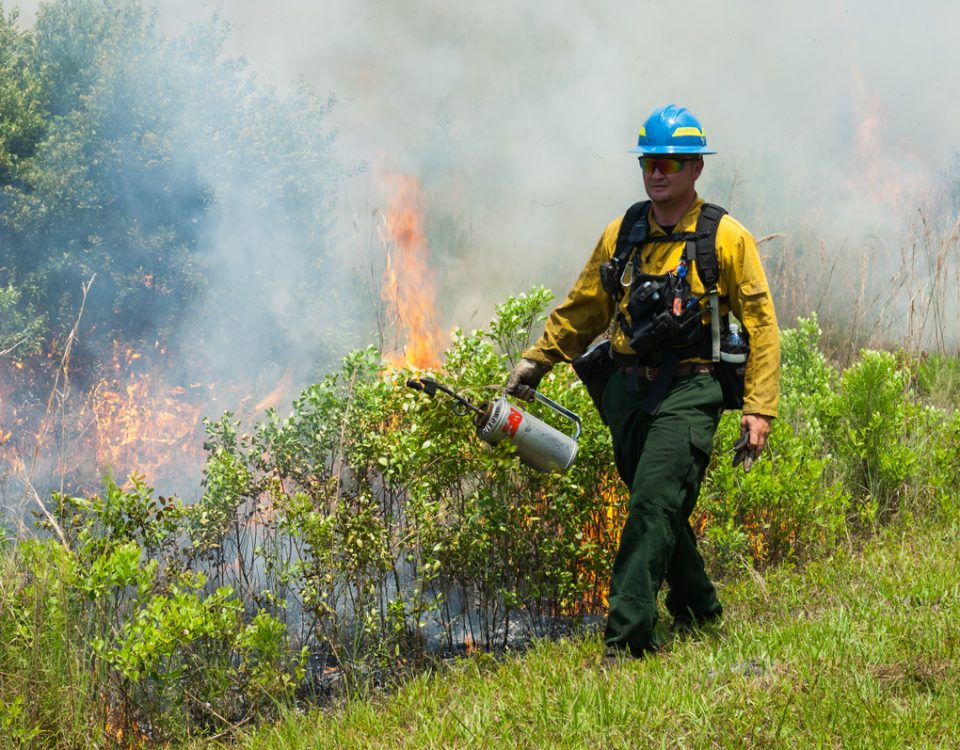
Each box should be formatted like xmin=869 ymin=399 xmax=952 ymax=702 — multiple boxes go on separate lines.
xmin=10 ymin=0 xmax=960 ymax=337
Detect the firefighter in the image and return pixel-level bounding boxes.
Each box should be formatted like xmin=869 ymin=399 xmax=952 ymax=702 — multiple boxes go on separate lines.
xmin=505 ymin=104 xmax=780 ymax=658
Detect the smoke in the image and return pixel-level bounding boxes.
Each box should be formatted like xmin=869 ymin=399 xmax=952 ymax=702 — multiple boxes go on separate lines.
xmin=4 ymin=0 xmax=959 ymax=506
xmin=10 ymin=0 xmax=959 ymax=337
xmin=193 ymin=0 xmax=960 ymax=339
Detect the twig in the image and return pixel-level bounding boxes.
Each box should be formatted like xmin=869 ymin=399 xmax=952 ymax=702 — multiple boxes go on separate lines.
xmin=740 ymin=554 xmax=770 ymax=603
xmin=183 ymin=688 xmax=252 ymax=739
xmin=21 ymin=274 xmax=96 ymax=549
xmin=0 ymin=338 xmax=28 ymax=357
xmin=814 ymin=239 xmax=843 ymax=317
xmin=725 ymin=168 xmax=743 ymax=209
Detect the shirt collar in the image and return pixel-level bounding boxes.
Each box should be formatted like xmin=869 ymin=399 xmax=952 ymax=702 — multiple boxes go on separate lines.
xmin=649 ymin=195 xmax=704 ymax=235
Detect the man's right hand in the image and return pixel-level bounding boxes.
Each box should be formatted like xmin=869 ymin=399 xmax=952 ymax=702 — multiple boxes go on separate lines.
xmin=505 ymin=358 xmax=551 ymax=402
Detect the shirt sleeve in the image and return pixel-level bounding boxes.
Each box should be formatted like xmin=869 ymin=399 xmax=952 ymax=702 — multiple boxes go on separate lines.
xmin=718 ymin=217 xmax=781 ymax=417
xmin=522 ymin=218 xmax=621 ymax=366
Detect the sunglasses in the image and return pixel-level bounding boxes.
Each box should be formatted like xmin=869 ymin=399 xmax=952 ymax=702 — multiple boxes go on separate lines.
xmin=638 ymin=157 xmax=697 ymax=175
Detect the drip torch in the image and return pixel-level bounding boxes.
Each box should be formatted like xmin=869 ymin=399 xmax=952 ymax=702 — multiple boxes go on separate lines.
xmin=406 ymin=378 xmax=581 ymax=473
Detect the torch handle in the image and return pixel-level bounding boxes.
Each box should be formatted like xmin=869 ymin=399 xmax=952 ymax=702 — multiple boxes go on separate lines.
xmin=532 ymin=391 xmax=582 ymax=441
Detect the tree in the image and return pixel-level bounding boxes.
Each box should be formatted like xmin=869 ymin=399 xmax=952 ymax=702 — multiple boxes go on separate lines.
xmin=1 ymin=0 xmax=348 ymax=374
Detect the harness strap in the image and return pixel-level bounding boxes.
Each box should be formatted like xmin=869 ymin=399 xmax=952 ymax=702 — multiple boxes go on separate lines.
xmin=611 ymin=200 xmax=730 ymax=410
xmin=710 ymin=291 xmax=721 ymax=362
xmin=695 ymin=203 xmax=727 ymax=362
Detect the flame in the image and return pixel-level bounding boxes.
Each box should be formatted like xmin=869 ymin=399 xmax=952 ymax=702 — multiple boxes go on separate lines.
xmin=254 ymin=367 xmax=295 ymax=412
xmin=840 ymin=21 xmax=931 ymax=209
xmin=89 ymin=343 xmax=205 ymax=487
xmin=104 ymin=698 xmax=148 ymax=748
xmin=2 ymin=336 xmax=298 ymax=501
xmin=589 ymin=475 xmax=623 ymax=609
xmin=552 ymin=470 xmax=624 ymax=615
xmin=379 ymin=173 xmax=445 ymax=369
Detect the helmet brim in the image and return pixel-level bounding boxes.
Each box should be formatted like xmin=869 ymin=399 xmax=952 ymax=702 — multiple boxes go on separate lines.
xmin=628 ymin=145 xmax=718 ymax=155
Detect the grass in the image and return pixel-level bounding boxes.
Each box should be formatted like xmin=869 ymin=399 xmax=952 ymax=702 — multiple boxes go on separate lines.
xmin=0 ymin=540 xmax=104 ymax=749
xmin=202 ymin=512 xmax=960 ymax=750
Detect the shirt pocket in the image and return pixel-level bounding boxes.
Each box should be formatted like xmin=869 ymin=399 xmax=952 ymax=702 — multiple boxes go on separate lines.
xmin=738 ymin=280 xmax=773 ymax=327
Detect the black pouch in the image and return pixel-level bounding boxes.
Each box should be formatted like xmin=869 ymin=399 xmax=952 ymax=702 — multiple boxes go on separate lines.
xmin=626 ymin=272 xmax=670 ymax=322
xmin=572 ymin=339 xmax=615 ymax=423
xmin=716 ymin=329 xmax=749 ymax=410
xmin=629 ymin=300 xmax=702 ymax=358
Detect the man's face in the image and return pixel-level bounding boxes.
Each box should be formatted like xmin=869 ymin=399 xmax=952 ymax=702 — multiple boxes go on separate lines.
xmin=640 ymin=155 xmax=703 ymax=205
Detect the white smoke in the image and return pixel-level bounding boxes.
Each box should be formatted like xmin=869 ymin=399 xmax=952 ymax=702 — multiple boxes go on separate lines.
xmin=12 ymin=0 xmax=960 ymax=339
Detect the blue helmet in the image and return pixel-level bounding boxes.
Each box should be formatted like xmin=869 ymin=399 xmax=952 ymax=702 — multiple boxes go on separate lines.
xmin=628 ymin=104 xmax=717 ymax=155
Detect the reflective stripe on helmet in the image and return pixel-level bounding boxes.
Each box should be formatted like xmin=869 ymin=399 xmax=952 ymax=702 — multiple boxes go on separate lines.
xmin=628 ymin=105 xmax=717 ymax=156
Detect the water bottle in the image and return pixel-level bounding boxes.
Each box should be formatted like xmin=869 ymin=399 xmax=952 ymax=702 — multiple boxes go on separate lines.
xmin=721 ymin=322 xmax=748 ymax=364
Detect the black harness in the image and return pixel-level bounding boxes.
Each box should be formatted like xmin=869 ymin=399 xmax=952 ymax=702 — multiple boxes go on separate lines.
xmin=601 ymin=200 xmax=729 ymax=412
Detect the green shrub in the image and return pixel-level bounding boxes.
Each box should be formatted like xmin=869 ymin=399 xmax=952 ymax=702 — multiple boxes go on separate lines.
xmin=34 ymin=480 xmax=301 ymax=743
xmin=912 ymin=351 xmax=960 ymax=411
xmin=701 ymin=413 xmax=849 ymax=572
xmin=207 ymin=289 xmax=622 ymax=665
xmin=7 ymin=302 xmax=960 ymax=743
xmin=831 ymin=350 xmax=918 ymax=520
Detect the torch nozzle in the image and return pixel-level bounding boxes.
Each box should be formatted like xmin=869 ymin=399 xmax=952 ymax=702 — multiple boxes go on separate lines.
xmin=405 ymin=377 xmax=484 ymax=417
xmin=405 ymin=377 xmax=437 ymax=396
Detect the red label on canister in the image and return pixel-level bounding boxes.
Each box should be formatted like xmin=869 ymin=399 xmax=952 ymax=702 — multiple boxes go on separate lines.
xmin=504 ymin=407 xmax=523 ymax=437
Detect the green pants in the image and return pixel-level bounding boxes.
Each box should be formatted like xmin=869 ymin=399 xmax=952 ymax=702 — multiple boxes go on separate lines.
xmin=601 ymin=369 xmax=723 ymax=655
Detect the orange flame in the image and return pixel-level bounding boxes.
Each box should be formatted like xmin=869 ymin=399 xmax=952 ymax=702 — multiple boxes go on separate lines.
xmin=841 ymin=23 xmax=931 ymax=209
xmin=88 ymin=342 xmax=205 ymax=487
xmin=254 ymin=366 xmax=294 ymax=413
xmin=379 ymin=173 xmax=445 ymax=369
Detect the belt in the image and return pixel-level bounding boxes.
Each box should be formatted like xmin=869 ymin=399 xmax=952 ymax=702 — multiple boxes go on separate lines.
xmin=617 ymin=361 xmax=715 ymax=381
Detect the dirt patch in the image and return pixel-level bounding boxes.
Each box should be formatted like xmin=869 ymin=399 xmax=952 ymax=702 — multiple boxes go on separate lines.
xmin=869 ymin=657 xmax=954 ymax=693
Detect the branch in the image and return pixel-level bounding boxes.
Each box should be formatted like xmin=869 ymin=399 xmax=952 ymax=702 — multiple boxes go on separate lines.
xmin=21 ymin=274 xmax=97 ymax=550
xmin=0 ymin=338 xmax=28 ymax=357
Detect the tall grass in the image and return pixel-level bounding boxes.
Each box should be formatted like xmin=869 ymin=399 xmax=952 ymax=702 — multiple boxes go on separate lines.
xmin=0 ymin=540 xmax=108 ymax=748
xmin=753 ymin=175 xmax=960 ymax=367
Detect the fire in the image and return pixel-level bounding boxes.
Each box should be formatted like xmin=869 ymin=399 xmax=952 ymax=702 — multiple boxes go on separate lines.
xmin=2 ymin=333 xmax=299 ymax=504
xmin=254 ymin=366 xmax=294 ymax=413
xmin=589 ymin=474 xmax=624 ymax=609
xmin=88 ymin=343 xmax=206 ymax=487
xmin=843 ymin=42 xmax=931 ymax=209
xmin=379 ymin=173 xmax=445 ymax=369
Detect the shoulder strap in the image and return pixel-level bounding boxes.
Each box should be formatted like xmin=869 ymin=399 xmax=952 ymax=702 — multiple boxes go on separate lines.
xmin=614 ymin=200 xmax=651 ymax=263
xmin=693 ymin=202 xmax=727 ymax=289
xmin=686 ymin=202 xmax=727 ymax=361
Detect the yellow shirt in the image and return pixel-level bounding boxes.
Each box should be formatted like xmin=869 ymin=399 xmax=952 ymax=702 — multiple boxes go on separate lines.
xmin=522 ymin=197 xmax=780 ymax=418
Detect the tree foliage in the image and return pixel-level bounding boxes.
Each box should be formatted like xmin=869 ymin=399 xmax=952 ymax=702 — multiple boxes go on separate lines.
xmin=0 ymin=0 xmax=345 ymax=368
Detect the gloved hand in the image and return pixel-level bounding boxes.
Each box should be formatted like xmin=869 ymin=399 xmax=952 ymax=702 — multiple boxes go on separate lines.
xmin=505 ymin=358 xmax=551 ymax=402
xmin=731 ymin=432 xmax=757 ymax=472
xmin=732 ymin=414 xmax=772 ymax=472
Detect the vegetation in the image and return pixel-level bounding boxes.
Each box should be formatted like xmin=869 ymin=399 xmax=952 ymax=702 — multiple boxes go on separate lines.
xmin=2 ymin=286 xmax=960 ymax=746
xmin=216 ymin=514 xmax=960 ymax=749
xmin=2 ymin=4 xmax=959 ymax=748
xmin=0 ymin=0 xmax=347 ymax=369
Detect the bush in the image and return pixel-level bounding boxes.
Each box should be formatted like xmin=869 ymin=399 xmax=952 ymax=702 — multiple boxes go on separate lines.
xmin=699 ymin=315 xmax=850 ymax=571
xmin=830 ymin=350 xmax=918 ymax=520
xmin=198 ymin=288 xmax=622 ymax=667
xmin=25 ymin=479 xmax=302 ymax=744
xmin=5 ymin=303 xmax=960 ymax=743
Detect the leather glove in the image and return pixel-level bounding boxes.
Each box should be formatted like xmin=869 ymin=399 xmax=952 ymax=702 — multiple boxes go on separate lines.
xmin=732 ymin=432 xmax=759 ymax=472
xmin=505 ymin=358 xmax=551 ymax=402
